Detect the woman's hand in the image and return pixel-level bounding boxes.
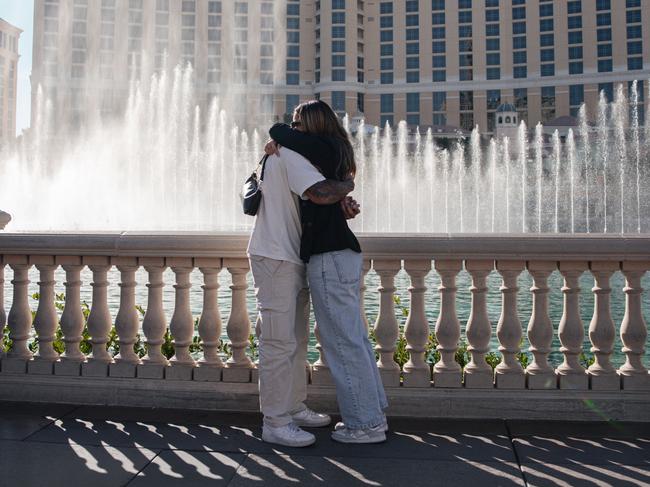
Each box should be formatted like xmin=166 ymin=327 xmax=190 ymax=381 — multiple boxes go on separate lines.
xmin=341 ymin=196 xmax=361 ymax=220
xmin=264 ymin=139 xmax=281 ymax=156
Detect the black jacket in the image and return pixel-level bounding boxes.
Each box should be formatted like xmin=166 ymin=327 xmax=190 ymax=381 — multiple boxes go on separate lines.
xmin=269 ymin=123 xmax=361 ymax=262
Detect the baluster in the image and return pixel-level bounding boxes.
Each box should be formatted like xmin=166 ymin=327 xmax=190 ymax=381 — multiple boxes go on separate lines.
xmin=495 ymin=261 xmax=525 ymax=389
xmin=311 ymin=321 xmax=334 ymax=385
xmin=110 ymin=257 xmax=141 ymax=378
xmin=223 ymin=259 xmax=254 ymax=382
xmin=464 ymin=260 xmax=493 ymax=388
xmin=403 ymin=260 xmax=431 ymax=387
xmin=525 ymin=262 xmax=556 ymax=389
xmin=556 ymin=261 xmax=588 ymax=390
xmin=28 ymin=256 xmax=59 ymax=375
xmin=373 ymin=259 xmax=401 ymax=387
xmin=2 ymin=256 xmax=33 ymax=374
xmin=360 ymin=259 xmax=372 ymax=332
xmin=166 ymin=258 xmax=196 ymax=380
xmin=587 ymin=262 xmax=619 ymax=390
xmin=618 ymin=262 xmax=649 ymax=390
xmin=194 ymin=258 xmax=224 ymax=382
xmin=138 ymin=258 xmax=168 ymax=379
xmin=433 ymin=260 xmax=462 ymax=388
xmin=82 ymin=258 xmax=113 ymax=377
xmin=55 ymin=257 xmax=85 ymax=376
xmin=0 ymin=258 xmax=5 ymax=359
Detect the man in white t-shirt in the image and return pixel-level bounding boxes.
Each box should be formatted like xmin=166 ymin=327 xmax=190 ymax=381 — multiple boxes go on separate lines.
xmin=247 ymin=147 xmax=355 ymax=447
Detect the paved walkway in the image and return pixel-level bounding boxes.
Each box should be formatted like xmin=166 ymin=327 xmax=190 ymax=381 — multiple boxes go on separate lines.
xmin=0 ymin=401 xmax=649 ymax=487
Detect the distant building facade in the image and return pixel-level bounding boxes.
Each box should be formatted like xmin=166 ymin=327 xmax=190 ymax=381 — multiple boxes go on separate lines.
xmin=0 ymin=18 xmax=21 ymax=145
xmin=32 ymin=0 xmax=650 ymax=134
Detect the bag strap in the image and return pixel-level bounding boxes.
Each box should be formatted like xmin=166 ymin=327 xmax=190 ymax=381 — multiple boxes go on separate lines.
xmin=259 ymin=154 xmax=269 ymax=181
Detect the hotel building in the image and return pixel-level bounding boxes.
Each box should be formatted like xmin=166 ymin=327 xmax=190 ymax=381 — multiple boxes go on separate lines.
xmin=0 ymin=18 xmax=21 ymax=145
xmin=32 ymin=0 xmax=650 ymax=134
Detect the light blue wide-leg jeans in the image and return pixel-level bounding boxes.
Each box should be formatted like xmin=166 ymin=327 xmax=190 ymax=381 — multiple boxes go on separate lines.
xmin=307 ymin=249 xmax=388 ymax=429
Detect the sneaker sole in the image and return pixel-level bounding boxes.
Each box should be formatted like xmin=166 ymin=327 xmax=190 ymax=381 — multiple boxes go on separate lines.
xmin=331 ymin=432 xmax=387 ymax=444
xmin=293 ymin=418 xmax=332 ymax=428
xmin=262 ymin=433 xmax=316 ymax=448
xmin=335 ymin=422 xmax=389 ymax=433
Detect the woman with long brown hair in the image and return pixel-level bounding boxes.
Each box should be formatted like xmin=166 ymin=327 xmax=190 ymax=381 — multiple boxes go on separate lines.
xmin=266 ymin=100 xmax=388 ymax=443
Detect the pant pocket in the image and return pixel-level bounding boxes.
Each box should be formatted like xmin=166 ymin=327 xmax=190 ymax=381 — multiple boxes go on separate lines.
xmin=330 ymin=250 xmax=362 ymax=284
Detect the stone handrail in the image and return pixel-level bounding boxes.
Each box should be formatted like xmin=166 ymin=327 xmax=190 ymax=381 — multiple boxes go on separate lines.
xmin=0 ymin=232 xmax=648 ymax=419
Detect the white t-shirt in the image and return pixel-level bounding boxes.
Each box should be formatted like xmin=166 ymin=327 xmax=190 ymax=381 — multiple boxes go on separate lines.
xmin=247 ymin=147 xmax=326 ymax=265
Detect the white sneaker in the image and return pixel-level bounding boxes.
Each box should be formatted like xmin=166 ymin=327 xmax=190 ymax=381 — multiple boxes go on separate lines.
xmin=335 ymin=417 xmax=388 ymax=433
xmin=262 ymin=422 xmax=316 ymax=447
xmin=331 ymin=425 xmax=387 ymax=444
xmin=291 ymin=408 xmax=332 ymax=428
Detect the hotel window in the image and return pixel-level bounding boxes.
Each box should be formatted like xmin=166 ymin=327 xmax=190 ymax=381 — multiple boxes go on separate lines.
xmin=596 ymin=0 xmax=610 ymax=10
xmin=285 ymin=2 xmax=300 ymax=86
xmin=380 ymin=93 xmax=394 ymax=126
xmin=514 ymin=88 xmax=528 ymax=123
xmin=599 ymin=83 xmax=613 ymax=103
xmin=357 ymin=93 xmax=364 ymax=113
xmin=71 ymin=0 xmax=87 ymax=80
xmin=380 ymin=3 xmax=393 ymax=85
xmin=331 ymin=91 xmax=346 ymax=115
xmin=628 ymin=80 xmax=645 ymax=124
xmin=406 ymin=7 xmax=420 ymax=83
xmin=458 ymin=1 xmax=472 ymax=81
xmin=626 ymin=3 xmax=643 ymax=70
xmin=432 ymin=92 xmax=446 ymax=125
xmin=233 ymin=2 xmax=248 ymax=84
xmin=286 ymin=94 xmax=299 ymax=116
xmin=100 ymin=0 xmax=116 ymax=79
xmin=406 ymin=93 xmax=420 ymax=127
xmin=569 ymin=84 xmax=583 ymax=117
xmin=459 ymin=90 xmax=473 ymax=111
xmin=486 ymin=89 xmax=500 ymax=132
xmin=541 ymin=86 xmax=555 ymax=122
xmin=180 ymin=0 xmax=196 ymax=67
xmin=206 ymin=12 xmax=223 ymax=80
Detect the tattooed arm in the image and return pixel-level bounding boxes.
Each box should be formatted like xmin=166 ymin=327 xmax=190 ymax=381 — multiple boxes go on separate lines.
xmin=304 ymin=178 xmax=355 ymax=205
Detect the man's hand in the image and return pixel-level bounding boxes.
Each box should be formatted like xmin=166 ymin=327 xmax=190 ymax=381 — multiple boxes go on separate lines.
xmin=264 ymin=139 xmax=280 ymax=156
xmin=341 ymin=196 xmax=361 ymax=219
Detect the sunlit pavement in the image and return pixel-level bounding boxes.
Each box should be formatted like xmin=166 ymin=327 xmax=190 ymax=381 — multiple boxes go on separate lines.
xmin=0 ymin=401 xmax=649 ymax=486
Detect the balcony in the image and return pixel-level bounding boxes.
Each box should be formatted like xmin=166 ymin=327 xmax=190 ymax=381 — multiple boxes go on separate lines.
xmin=0 ymin=232 xmax=648 ymax=421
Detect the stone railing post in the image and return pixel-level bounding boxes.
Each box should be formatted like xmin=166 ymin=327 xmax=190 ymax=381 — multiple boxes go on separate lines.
xmin=373 ymin=259 xmax=401 ymax=387
xmin=587 ymin=262 xmax=619 ymax=390
xmin=557 ymin=261 xmax=588 ymax=390
xmin=0 ymin=258 xmax=5 ymax=359
xmin=55 ymin=257 xmax=85 ymax=376
xmin=223 ymin=259 xmax=254 ymax=382
xmin=464 ymin=260 xmax=494 ymax=388
xmin=167 ymin=258 xmax=196 ymax=380
xmin=525 ymin=261 xmax=556 ymax=389
xmin=29 ymin=256 xmax=60 ymax=375
xmin=110 ymin=258 xmax=141 ymax=378
xmin=195 ymin=258 xmax=224 ymax=382
xmin=433 ymin=260 xmax=462 ymax=388
xmin=495 ymin=261 xmax=525 ymax=389
xmin=360 ymin=259 xmax=372 ymax=332
xmin=618 ymin=262 xmax=649 ymax=390
xmin=3 ymin=256 xmax=33 ymax=374
xmin=82 ymin=258 xmax=113 ymax=377
xmin=403 ymin=260 xmax=432 ymax=387
xmin=138 ymin=258 xmax=168 ymax=379
xmin=311 ymin=321 xmax=333 ymax=385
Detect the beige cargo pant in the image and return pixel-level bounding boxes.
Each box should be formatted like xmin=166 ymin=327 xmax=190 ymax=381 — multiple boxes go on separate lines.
xmin=249 ymin=255 xmax=310 ymax=428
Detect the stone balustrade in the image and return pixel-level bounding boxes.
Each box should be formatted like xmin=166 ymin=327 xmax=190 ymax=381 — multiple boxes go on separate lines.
xmin=0 ymin=232 xmax=648 ymax=420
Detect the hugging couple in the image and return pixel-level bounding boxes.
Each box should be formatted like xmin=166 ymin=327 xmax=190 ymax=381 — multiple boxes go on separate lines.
xmin=246 ymin=100 xmax=388 ymax=447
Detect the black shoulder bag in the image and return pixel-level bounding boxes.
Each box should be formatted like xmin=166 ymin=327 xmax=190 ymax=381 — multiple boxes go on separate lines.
xmin=242 ymin=154 xmax=268 ymax=216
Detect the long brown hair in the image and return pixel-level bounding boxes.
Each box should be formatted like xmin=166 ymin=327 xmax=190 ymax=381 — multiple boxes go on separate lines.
xmin=293 ymin=100 xmax=356 ymax=179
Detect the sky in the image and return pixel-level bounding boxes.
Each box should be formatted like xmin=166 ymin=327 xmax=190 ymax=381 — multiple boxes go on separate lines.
xmin=0 ymin=0 xmax=33 ymax=136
